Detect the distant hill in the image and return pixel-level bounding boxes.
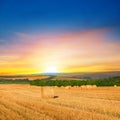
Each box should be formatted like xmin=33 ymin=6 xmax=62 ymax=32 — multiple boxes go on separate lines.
xmin=59 ymin=71 xmax=120 ymax=79
xmin=42 ymin=71 xmax=120 ymax=79
xmin=0 ymin=71 xmax=120 ymax=80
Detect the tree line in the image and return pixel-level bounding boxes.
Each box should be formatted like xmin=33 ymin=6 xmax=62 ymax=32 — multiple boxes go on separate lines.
xmin=30 ymin=76 xmax=120 ymax=86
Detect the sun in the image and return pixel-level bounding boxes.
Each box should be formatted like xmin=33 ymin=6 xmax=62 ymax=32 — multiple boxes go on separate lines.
xmin=45 ymin=66 xmax=57 ymax=73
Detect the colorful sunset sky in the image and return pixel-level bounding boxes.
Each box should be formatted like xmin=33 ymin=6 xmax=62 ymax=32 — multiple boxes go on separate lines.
xmin=0 ymin=0 xmax=120 ymax=75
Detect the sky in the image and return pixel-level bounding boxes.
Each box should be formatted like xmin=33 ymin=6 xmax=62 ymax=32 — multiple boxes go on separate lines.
xmin=0 ymin=0 xmax=120 ymax=75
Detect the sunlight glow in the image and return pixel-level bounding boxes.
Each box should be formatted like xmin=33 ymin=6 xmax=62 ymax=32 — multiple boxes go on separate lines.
xmin=45 ymin=66 xmax=57 ymax=73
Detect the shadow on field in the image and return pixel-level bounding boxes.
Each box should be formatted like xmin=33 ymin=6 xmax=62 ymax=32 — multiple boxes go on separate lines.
xmin=54 ymin=96 xmax=59 ymax=98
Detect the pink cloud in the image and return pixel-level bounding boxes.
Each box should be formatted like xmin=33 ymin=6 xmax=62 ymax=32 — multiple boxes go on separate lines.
xmin=0 ymin=28 xmax=120 ymax=74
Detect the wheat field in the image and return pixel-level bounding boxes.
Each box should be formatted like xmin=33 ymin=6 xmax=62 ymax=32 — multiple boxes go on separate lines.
xmin=0 ymin=76 xmax=50 ymax=80
xmin=0 ymin=84 xmax=120 ymax=120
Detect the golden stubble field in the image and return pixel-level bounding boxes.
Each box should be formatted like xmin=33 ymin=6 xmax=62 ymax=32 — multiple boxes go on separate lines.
xmin=0 ymin=76 xmax=50 ymax=80
xmin=0 ymin=84 xmax=120 ymax=120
